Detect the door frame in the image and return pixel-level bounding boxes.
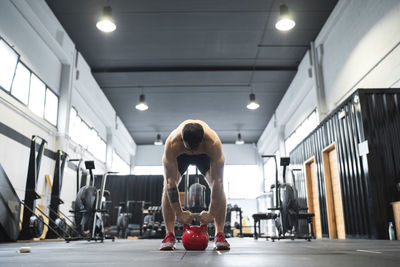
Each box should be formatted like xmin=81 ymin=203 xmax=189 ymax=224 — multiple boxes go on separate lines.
xmin=304 ymin=156 xmax=322 ymax=238
xmin=322 ymin=142 xmax=346 ymax=239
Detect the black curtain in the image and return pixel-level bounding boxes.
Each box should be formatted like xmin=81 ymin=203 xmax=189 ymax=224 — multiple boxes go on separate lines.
xmin=95 ymin=174 xmax=211 ymax=226
xmin=95 ymin=175 xmax=163 ymax=225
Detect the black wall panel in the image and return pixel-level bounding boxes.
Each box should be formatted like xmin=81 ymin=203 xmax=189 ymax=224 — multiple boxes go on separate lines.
xmin=289 ymin=89 xmax=400 ymax=239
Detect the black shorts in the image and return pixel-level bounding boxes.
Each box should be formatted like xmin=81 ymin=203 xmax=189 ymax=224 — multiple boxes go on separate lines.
xmin=177 ymin=153 xmax=210 ymax=176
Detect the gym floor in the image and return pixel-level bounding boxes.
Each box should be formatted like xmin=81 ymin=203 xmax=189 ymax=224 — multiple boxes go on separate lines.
xmin=0 ymin=238 xmax=399 ymax=267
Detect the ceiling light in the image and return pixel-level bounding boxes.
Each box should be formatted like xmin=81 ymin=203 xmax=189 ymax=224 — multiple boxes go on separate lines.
xmin=275 ymin=4 xmax=295 ymax=31
xmin=235 ymin=133 xmax=245 ymax=145
xmin=154 ymin=134 xmax=163 ymax=145
xmin=96 ymin=6 xmax=116 ymax=33
xmin=246 ymin=93 xmax=260 ymax=110
xmin=135 ymin=94 xmax=148 ymax=111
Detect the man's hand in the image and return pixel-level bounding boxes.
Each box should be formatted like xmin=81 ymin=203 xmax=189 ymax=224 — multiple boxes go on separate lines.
xmin=177 ymin=210 xmax=194 ymax=225
xmin=198 ymin=210 xmax=214 ymax=225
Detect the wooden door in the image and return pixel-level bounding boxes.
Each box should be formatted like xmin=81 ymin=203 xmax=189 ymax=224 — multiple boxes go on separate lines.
xmin=305 ymin=157 xmax=322 ymax=238
xmin=322 ymin=144 xmax=346 ymax=239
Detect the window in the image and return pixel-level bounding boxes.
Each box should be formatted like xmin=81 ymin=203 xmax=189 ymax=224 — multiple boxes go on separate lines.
xmin=224 ymin=165 xmax=262 ymax=199
xmin=69 ymin=108 xmax=81 ymax=143
xmin=285 ymin=110 xmax=318 ymax=153
xmin=44 ymin=89 xmax=58 ymax=126
xmin=133 ymin=166 xmax=164 ymax=175
xmin=28 ymin=74 xmax=46 ymax=117
xmin=79 ymin=121 xmax=90 ymax=150
xmin=133 ymin=165 xmax=199 ymax=176
xmin=95 ymin=136 xmax=107 ymax=163
xmin=0 ymin=39 xmax=18 ymax=92
xmin=11 ymin=63 xmax=30 ymax=104
xmin=1 ymin=36 xmax=59 ymax=126
xmin=68 ymin=107 xmax=107 ymax=162
xmin=112 ymin=151 xmax=130 ymax=174
xmin=263 ymin=156 xmax=277 ymax=192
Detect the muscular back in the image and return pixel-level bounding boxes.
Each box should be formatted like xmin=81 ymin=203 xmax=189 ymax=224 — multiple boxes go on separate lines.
xmin=163 ymin=120 xmax=224 ymax=180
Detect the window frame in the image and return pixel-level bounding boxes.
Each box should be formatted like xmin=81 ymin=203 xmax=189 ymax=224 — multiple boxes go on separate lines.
xmin=28 ymin=72 xmax=47 ymax=118
xmin=10 ymin=61 xmax=32 ymax=106
xmin=69 ymin=106 xmax=108 ymax=163
xmin=285 ymin=109 xmax=318 ymax=153
xmin=44 ymin=86 xmax=59 ymax=126
xmin=0 ymin=37 xmax=20 ymax=93
xmin=0 ymin=36 xmax=59 ymax=127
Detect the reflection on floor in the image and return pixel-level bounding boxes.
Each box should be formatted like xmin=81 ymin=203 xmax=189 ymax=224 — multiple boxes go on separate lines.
xmin=0 ymin=238 xmax=399 ymax=267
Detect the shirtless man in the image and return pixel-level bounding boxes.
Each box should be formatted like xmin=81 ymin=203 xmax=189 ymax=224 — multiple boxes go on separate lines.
xmin=160 ymin=120 xmax=230 ymax=250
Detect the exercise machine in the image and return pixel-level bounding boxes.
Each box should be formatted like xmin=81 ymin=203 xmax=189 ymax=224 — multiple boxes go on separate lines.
xmin=253 ymin=155 xmax=314 ymax=241
xmin=19 ymin=136 xmax=47 ymax=240
xmin=46 ymin=150 xmax=68 ymax=239
xmin=227 ymin=204 xmax=243 ymax=237
xmin=68 ymin=160 xmax=115 ymax=242
xmin=187 ymin=168 xmax=207 ymax=214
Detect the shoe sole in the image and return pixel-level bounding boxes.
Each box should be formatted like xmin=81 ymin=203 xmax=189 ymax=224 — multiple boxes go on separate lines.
xmin=160 ymin=243 xmax=176 ymax=251
xmin=214 ymin=245 xmax=230 ymax=250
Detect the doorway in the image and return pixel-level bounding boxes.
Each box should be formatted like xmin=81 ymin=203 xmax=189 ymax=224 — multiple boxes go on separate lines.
xmin=322 ymin=143 xmax=346 ymax=239
xmin=305 ymin=157 xmax=322 ymax=238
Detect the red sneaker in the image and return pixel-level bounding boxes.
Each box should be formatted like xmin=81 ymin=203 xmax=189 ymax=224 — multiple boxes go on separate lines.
xmin=160 ymin=232 xmax=176 ymax=251
xmin=214 ymin=232 xmax=230 ymax=250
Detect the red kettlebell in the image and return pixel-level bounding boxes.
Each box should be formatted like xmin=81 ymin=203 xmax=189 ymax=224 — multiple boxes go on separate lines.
xmin=182 ymin=224 xmax=209 ymax=250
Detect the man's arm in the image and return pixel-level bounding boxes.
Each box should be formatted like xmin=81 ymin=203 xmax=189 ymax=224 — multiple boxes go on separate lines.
xmin=163 ymin=154 xmax=194 ymax=224
xmin=163 ymin=156 xmax=182 ymax=215
xmin=208 ymin=157 xmax=225 ymax=216
xmin=199 ymin=140 xmax=225 ymax=225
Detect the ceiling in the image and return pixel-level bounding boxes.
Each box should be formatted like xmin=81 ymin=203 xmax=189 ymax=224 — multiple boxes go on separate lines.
xmin=46 ymin=0 xmax=338 ymax=145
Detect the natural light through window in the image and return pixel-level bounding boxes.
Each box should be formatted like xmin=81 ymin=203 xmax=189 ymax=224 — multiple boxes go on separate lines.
xmin=112 ymin=151 xmax=130 ymax=174
xmin=133 ymin=165 xmax=262 ymax=199
xmin=263 ymin=156 xmax=277 ymax=192
xmin=223 ymin=165 xmax=262 ymax=199
xmin=44 ymin=89 xmax=58 ymax=126
xmin=28 ymin=74 xmax=46 ymax=117
xmin=11 ymin=63 xmax=30 ymax=104
xmin=285 ymin=110 xmax=318 ymax=154
xmin=68 ymin=107 xmax=107 ymax=162
xmin=133 ymin=166 xmax=164 ymax=175
xmin=0 ymin=39 xmax=18 ymax=92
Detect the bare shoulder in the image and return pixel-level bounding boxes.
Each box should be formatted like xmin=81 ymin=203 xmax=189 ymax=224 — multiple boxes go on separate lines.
xmin=204 ymin=127 xmax=224 ymax=163
xmin=163 ymin=129 xmax=178 ymax=162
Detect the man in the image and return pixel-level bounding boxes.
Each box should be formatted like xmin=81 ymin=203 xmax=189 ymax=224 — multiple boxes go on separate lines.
xmin=160 ymin=119 xmax=230 ymax=251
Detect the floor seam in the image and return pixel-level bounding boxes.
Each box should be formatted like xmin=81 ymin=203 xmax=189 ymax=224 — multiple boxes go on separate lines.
xmin=179 ymin=251 xmax=187 ymax=261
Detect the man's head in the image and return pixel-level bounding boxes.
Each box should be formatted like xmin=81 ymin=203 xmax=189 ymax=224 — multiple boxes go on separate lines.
xmin=182 ymin=123 xmax=204 ymax=150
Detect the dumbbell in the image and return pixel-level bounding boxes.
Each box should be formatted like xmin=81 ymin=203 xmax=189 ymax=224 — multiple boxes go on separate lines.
xmin=147 ymin=221 xmax=154 ymax=230
xmin=153 ymin=222 xmax=160 ymax=231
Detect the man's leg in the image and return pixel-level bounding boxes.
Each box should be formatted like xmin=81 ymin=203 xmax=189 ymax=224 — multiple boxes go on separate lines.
xmin=205 ymin=171 xmax=230 ymax=250
xmin=162 ymin=178 xmax=178 ymax=234
xmin=205 ymin=172 xmax=227 ymax=235
xmin=160 ymin=175 xmax=181 ymax=250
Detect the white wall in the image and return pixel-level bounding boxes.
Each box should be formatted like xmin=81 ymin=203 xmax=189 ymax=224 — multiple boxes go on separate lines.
xmin=318 ymin=0 xmax=400 ymax=108
xmin=257 ymin=0 xmax=400 ymax=157
xmin=72 ymin=52 xmax=136 ymax=165
xmin=134 ymin=143 xmax=259 ymax=166
xmin=258 ymin=51 xmax=315 ymax=155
